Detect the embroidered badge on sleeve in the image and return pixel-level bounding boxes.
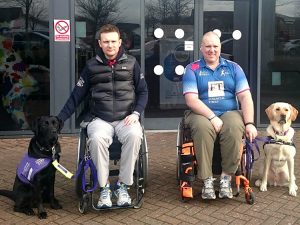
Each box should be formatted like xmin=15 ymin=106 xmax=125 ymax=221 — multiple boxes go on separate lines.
xmin=76 ymin=77 xmax=85 ymax=87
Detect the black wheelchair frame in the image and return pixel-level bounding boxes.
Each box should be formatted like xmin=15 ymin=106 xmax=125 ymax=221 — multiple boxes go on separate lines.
xmin=75 ymin=122 xmax=148 ymax=213
xmin=176 ymin=119 xmax=255 ymax=204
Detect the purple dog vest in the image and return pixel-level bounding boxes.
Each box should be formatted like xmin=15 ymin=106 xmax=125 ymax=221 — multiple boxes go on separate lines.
xmin=17 ymin=153 xmax=51 ymax=185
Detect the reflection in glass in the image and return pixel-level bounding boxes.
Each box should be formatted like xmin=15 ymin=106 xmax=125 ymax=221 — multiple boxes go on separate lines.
xmin=259 ymin=0 xmax=300 ymax=124
xmin=0 ymin=0 xmax=50 ymax=131
xmin=145 ymin=0 xmax=194 ymax=117
xmin=204 ymin=0 xmax=235 ymax=61
xmin=75 ymin=0 xmax=141 ymax=127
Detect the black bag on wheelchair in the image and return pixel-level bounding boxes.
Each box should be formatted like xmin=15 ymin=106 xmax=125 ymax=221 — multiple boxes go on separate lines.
xmin=179 ymin=142 xmax=197 ymax=181
xmin=177 ymin=123 xmax=198 ymax=198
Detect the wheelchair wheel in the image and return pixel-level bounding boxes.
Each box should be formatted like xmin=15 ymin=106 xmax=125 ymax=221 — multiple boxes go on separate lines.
xmin=240 ymin=150 xmax=252 ymax=182
xmin=176 ymin=121 xmax=183 ymax=183
xmin=76 ymin=128 xmax=88 ymax=198
xmin=77 ymin=128 xmax=87 ymax=166
xmin=176 ymin=159 xmax=180 ymax=184
xmin=245 ymin=188 xmax=255 ymax=205
xmin=245 ymin=170 xmax=252 ymax=183
xmin=78 ymin=192 xmax=91 ymax=214
xmin=134 ymin=129 xmax=148 ymax=191
xmin=141 ymin=133 xmax=149 ymax=188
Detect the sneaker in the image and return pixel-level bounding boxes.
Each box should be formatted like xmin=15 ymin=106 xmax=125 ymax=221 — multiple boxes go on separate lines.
xmin=114 ymin=182 xmax=132 ymax=206
xmin=219 ymin=175 xmax=233 ymax=199
xmin=97 ymin=184 xmax=112 ymax=208
xmin=202 ymin=177 xmax=216 ymax=199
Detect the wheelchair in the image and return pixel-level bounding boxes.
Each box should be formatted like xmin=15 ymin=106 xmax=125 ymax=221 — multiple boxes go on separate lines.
xmin=75 ymin=121 xmax=148 ymax=214
xmin=176 ymin=118 xmax=256 ymax=204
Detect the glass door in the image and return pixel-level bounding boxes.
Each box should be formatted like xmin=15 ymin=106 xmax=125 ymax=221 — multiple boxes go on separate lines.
xmin=144 ymin=0 xmax=195 ymax=124
xmin=74 ymin=0 xmax=142 ymax=128
xmin=144 ymin=0 xmax=251 ymax=129
xmin=258 ymin=0 xmax=300 ymax=126
xmin=0 ymin=0 xmax=50 ymax=133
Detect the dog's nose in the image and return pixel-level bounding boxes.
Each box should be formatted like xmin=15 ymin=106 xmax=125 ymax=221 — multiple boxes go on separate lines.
xmin=280 ymin=114 xmax=286 ymax=120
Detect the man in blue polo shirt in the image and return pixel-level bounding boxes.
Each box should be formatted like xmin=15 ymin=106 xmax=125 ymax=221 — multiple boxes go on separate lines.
xmin=182 ymin=31 xmax=257 ymax=200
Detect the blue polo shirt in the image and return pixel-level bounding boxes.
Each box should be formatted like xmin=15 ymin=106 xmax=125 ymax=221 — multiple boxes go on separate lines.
xmin=183 ymin=57 xmax=250 ymax=116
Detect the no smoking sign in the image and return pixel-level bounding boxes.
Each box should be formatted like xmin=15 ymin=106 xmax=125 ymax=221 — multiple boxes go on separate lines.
xmin=54 ymin=19 xmax=70 ymax=42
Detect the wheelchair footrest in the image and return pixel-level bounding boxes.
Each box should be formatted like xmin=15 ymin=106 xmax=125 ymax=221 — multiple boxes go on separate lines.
xmin=180 ymin=181 xmax=193 ymax=198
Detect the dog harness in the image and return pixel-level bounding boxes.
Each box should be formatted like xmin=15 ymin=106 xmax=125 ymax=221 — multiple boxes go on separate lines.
xmin=263 ymin=136 xmax=295 ymax=147
xmin=17 ymin=153 xmax=51 ymax=185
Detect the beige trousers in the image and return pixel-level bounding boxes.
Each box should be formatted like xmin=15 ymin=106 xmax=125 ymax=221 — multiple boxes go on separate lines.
xmin=184 ymin=110 xmax=245 ymax=180
xmin=87 ymin=117 xmax=142 ymax=187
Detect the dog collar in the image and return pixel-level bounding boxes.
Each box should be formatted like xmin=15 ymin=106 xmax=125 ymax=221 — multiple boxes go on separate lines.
xmin=35 ymin=140 xmax=58 ymax=160
xmin=272 ymin=127 xmax=289 ymax=136
xmin=36 ymin=139 xmax=57 ymax=152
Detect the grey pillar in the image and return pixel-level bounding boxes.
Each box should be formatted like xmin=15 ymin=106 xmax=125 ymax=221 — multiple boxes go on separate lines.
xmin=50 ymin=0 xmax=75 ymax=133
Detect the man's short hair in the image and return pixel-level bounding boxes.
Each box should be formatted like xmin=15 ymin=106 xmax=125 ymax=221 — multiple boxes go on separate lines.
xmin=98 ymin=24 xmax=120 ymax=40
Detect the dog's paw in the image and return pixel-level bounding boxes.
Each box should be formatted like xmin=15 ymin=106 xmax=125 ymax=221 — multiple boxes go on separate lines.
xmin=289 ymin=188 xmax=297 ymax=196
xmin=289 ymin=184 xmax=298 ymax=196
xmin=23 ymin=208 xmax=35 ymax=216
xmin=255 ymin=179 xmax=262 ymax=187
xmin=260 ymin=182 xmax=268 ymax=192
xmin=14 ymin=207 xmax=35 ymax=216
xmin=38 ymin=211 xmax=47 ymax=219
xmin=50 ymin=199 xmax=62 ymax=210
xmin=51 ymin=203 xmax=62 ymax=210
xmin=289 ymin=190 xmax=297 ymax=196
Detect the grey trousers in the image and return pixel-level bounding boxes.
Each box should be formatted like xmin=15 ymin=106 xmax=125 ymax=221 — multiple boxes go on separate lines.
xmin=87 ymin=117 xmax=143 ymax=187
xmin=184 ymin=110 xmax=245 ymax=179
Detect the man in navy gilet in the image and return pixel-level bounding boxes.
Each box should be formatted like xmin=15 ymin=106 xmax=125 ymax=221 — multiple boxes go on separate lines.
xmin=57 ymin=24 xmax=148 ymax=208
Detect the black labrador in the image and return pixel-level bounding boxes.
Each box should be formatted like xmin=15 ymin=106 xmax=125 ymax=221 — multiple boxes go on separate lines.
xmin=0 ymin=116 xmax=63 ymax=219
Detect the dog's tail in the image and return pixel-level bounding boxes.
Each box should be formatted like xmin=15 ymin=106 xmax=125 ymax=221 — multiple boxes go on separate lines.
xmin=0 ymin=190 xmax=15 ymax=201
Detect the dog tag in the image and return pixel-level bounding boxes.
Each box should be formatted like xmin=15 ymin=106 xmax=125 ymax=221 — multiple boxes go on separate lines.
xmin=52 ymin=160 xmax=74 ymax=179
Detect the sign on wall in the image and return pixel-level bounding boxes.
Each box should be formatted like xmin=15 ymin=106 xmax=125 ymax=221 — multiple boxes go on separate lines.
xmin=54 ymin=19 xmax=70 ymax=42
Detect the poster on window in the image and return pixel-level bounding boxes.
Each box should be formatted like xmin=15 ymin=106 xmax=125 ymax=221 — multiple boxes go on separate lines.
xmin=159 ymin=39 xmax=192 ymax=109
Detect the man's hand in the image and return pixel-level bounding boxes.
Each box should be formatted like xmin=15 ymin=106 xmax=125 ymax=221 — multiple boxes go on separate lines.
xmin=210 ymin=116 xmax=223 ymax=133
xmin=124 ymin=113 xmax=139 ymax=125
xmin=245 ymin=124 xmax=257 ymax=143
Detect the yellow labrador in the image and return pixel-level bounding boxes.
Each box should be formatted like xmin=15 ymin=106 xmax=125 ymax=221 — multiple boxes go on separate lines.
xmin=255 ymin=102 xmax=298 ymax=196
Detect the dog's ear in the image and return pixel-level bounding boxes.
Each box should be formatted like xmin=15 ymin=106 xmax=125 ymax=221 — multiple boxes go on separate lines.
xmin=55 ymin=116 xmax=64 ymax=133
xmin=290 ymin=104 xmax=298 ymax=121
xmin=265 ymin=104 xmax=274 ymax=121
xmin=31 ymin=117 xmax=41 ymax=135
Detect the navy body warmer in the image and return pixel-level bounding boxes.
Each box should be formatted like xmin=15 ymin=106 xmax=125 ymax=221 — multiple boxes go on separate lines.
xmin=87 ymin=54 xmax=136 ymax=122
